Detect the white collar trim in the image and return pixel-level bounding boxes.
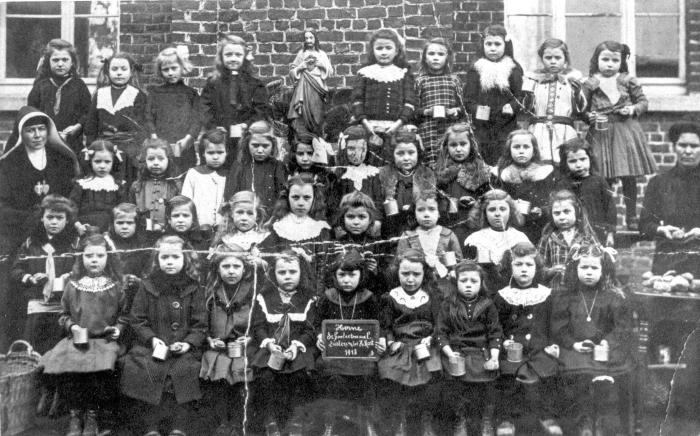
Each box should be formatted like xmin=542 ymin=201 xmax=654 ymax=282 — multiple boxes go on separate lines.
xmin=474 ymin=56 xmax=516 ymax=91
xmin=498 ymin=284 xmax=551 ymax=306
xmin=358 ymin=64 xmax=407 ymax=83
xmin=341 ymin=164 xmax=379 ymax=190
xmin=272 ymin=214 xmax=330 ymax=241
xmin=389 ymin=286 xmax=429 ymax=309
xmin=96 ymin=85 xmax=139 ymax=115
xmin=77 ymin=176 xmax=119 ymax=192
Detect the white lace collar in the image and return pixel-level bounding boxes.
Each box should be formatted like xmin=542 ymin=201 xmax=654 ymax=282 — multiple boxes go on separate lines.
xmin=70 ymin=276 xmax=116 ymax=293
xmin=389 ymin=286 xmax=430 ymax=309
xmin=272 ymin=214 xmax=330 ymax=241
xmin=500 ymin=163 xmax=553 ymax=183
xmin=77 ymin=176 xmax=119 ymax=192
xmin=341 ymin=164 xmax=379 ymax=191
xmin=474 ymin=56 xmax=517 ymax=92
xmin=358 ymin=64 xmax=407 ymax=83
xmin=96 ymin=85 xmax=139 ymax=115
xmin=221 ymin=230 xmax=269 ymax=251
xmin=498 ymin=284 xmax=551 ymax=306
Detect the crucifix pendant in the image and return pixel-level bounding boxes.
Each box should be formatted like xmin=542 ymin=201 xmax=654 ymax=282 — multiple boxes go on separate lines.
xmin=586 ymin=316 xmax=592 ymax=322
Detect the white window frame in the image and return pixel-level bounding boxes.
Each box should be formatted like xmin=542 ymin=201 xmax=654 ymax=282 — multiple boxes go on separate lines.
xmin=506 ymin=0 xmax=686 ymax=97
xmin=0 ymin=0 xmax=119 ymax=110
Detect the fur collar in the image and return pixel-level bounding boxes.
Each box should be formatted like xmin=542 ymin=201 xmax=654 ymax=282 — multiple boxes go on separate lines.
xmin=498 ymin=284 xmax=551 ymax=306
xmin=272 ymin=214 xmax=330 ymax=241
xmin=474 ymin=56 xmax=517 ymax=92
xmin=500 ymin=163 xmax=553 ymax=183
xmin=357 ymin=64 xmax=408 ymax=83
xmin=77 ymin=176 xmax=120 ymax=192
xmin=378 ymin=164 xmax=435 ymax=200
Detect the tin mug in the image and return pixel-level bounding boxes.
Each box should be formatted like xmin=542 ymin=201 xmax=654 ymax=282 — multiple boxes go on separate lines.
xmin=267 ymin=350 xmax=287 ymax=370
xmin=228 ymin=341 xmax=243 ymax=359
xmin=169 ymin=142 xmax=182 ymax=157
xmin=413 ymin=343 xmax=430 ymax=362
xmin=476 ymin=247 xmax=491 ymax=264
xmin=230 ymin=124 xmax=244 ymax=138
xmin=522 ymin=77 xmax=537 ymax=93
xmin=506 ymin=342 xmax=523 ymax=363
xmin=593 ymin=344 xmax=609 ymax=362
xmin=475 ymin=105 xmax=491 ymax=121
xmin=53 ymin=276 xmax=65 ymax=292
xmin=448 ymin=352 xmax=467 ymax=377
xmin=72 ymin=326 xmax=88 ymax=346
xmin=432 ymin=105 xmax=446 ymax=118
xmin=443 ymin=251 xmax=457 ymax=267
xmin=448 ymin=197 xmax=459 ymax=214
xmin=658 ymin=345 xmax=671 ymax=364
xmin=515 ymin=199 xmax=531 ymax=216
xmin=384 ymin=199 xmax=399 ymax=216
xmin=152 ymin=342 xmax=169 ymax=361
xmin=595 ymin=115 xmax=609 ymax=131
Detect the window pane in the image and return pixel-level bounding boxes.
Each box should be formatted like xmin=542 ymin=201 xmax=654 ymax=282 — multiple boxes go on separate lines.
xmin=74 ymin=0 xmax=119 ymax=17
xmin=566 ymin=0 xmax=619 ymax=15
xmin=509 ymin=16 xmax=553 ymax=73
xmin=506 ymin=0 xmax=551 ymax=15
xmin=566 ymin=17 xmax=621 ymax=74
xmin=6 ymin=18 xmax=60 ymax=78
xmin=637 ymin=0 xmax=677 ymax=14
xmin=7 ymin=1 xmax=60 ymax=15
xmin=75 ymin=16 xmax=119 ymax=78
xmin=635 ymin=16 xmax=679 ymax=78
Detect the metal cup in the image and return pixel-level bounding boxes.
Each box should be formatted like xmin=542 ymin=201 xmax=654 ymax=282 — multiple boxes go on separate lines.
xmin=413 ymin=343 xmax=430 ymax=362
xmin=230 ymin=124 xmax=244 ymax=138
xmin=595 ymin=115 xmax=609 ymax=131
xmin=227 ymin=341 xmax=243 ymax=358
xmin=443 ymin=251 xmax=457 ymax=267
xmin=593 ymin=344 xmax=609 ymax=362
xmin=152 ymin=342 xmax=169 ymax=361
xmin=72 ymin=326 xmax=88 ymax=346
xmin=515 ymin=199 xmax=531 ymax=216
xmin=522 ymin=77 xmax=537 ymax=93
xmin=432 ymin=105 xmax=446 ymax=118
xmin=267 ymin=350 xmax=287 ymax=370
xmin=448 ymin=352 xmax=466 ymax=377
xmin=506 ymin=342 xmax=523 ymax=362
xmin=384 ymin=199 xmax=399 ymax=216
xmin=475 ymin=105 xmax=491 ymax=121
xmin=448 ymin=197 xmax=459 ymax=214
xmin=377 ymin=337 xmax=387 ymax=350
xmin=658 ymin=345 xmax=671 ymax=364
xmin=169 ymin=142 xmax=182 ymax=157
xmin=53 ymin=276 xmax=65 ymax=292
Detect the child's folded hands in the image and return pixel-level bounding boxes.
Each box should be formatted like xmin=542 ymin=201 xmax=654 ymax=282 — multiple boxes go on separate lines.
xmin=483 ymin=357 xmax=499 ymax=371
xmin=388 ymin=341 xmax=404 ymax=355
xmin=104 ymin=326 xmax=120 ymax=340
xmin=169 ymin=342 xmax=190 ymax=354
xmin=544 ymin=344 xmax=559 ymax=358
xmin=573 ymin=340 xmax=595 ymax=353
xmin=316 ymin=333 xmax=325 ymax=352
xmin=208 ymin=337 xmax=226 ymax=350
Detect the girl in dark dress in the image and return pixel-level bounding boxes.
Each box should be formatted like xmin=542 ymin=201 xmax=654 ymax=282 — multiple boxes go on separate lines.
xmin=28 ymin=39 xmax=91 ymax=155
xmin=494 ymin=242 xmax=562 ymax=436
xmin=314 ymin=248 xmax=384 ymax=436
xmin=249 ymin=249 xmax=317 ymax=435
xmin=463 ymin=24 xmax=524 ymax=165
xmin=70 ymin=140 xmax=127 ymax=233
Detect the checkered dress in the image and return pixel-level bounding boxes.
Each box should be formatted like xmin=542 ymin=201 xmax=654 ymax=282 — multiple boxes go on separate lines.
xmin=415 ymin=73 xmax=464 ymax=168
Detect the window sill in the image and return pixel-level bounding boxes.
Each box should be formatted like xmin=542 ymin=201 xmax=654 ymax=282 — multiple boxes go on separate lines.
xmin=644 ymin=84 xmax=700 ymax=112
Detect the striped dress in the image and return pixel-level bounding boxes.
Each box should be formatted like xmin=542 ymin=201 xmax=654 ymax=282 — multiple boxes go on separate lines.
xmin=415 ymin=73 xmax=464 ymax=168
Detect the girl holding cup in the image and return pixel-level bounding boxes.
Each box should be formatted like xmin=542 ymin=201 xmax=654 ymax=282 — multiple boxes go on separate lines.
xmin=436 ymin=260 xmax=501 ymax=435
xmin=249 ymin=249 xmax=317 ymax=434
xmin=200 ymin=243 xmax=258 ymax=436
xmin=435 ymin=122 xmax=492 ymax=244
xmin=494 ymin=242 xmax=562 ymax=436
xmin=40 ymin=234 xmax=127 ymax=436
xmin=463 ymin=24 xmax=524 ymax=165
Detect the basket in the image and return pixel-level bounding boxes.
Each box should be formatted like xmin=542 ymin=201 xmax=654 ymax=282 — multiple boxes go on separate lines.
xmin=0 ymin=340 xmax=41 ymax=436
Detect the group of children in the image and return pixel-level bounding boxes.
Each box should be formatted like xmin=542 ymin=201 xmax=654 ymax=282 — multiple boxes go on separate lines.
xmin=9 ymin=23 xmax=644 ymax=436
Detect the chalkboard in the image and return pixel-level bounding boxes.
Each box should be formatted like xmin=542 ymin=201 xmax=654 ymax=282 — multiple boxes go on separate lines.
xmin=321 ymin=319 xmax=380 ymax=361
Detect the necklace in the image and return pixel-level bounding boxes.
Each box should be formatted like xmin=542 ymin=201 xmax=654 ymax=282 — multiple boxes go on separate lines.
xmin=338 ymin=293 xmax=358 ymax=320
xmin=221 ymin=282 xmax=242 ymax=309
xmin=579 ymin=289 xmax=599 ymax=322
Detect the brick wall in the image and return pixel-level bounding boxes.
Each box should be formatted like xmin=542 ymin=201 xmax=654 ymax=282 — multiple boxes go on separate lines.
xmin=124 ymin=0 xmax=503 ymax=88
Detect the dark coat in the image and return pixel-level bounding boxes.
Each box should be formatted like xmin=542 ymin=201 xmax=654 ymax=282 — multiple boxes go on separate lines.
xmin=556 ymin=174 xmax=616 ymax=242
xmin=223 ymin=159 xmax=286 ymax=212
xmin=120 ymin=272 xmax=206 ymax=405
xmin=640 ymin=165 xmax=700 ymax=275
xmin=27 ymin=75 xmax=91 ymax=153
xmin=200 ymin=71 xmax=269 ymax=131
